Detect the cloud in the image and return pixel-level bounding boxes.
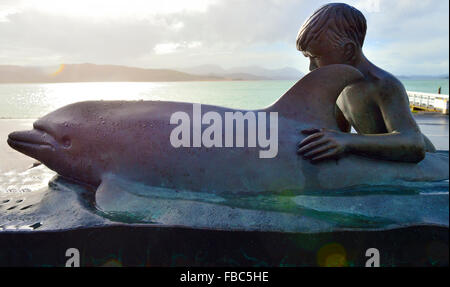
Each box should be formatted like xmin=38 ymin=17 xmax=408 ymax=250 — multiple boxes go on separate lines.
xmin=0 ymin=0 xmax=448 ymax=75
xmin=154 ymin=41 xmax=202 ymax=55
xmin=351 ymin=0 xmax=381 ymax=13
xmin=1 ymin=0 xmax=218 ymax=19
xmin=356 ymin=0 xmax=449 ymax=75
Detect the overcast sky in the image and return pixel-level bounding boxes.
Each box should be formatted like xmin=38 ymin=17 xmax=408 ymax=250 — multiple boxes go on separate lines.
xmin=0 ymin=0 xmax=448 ymax=75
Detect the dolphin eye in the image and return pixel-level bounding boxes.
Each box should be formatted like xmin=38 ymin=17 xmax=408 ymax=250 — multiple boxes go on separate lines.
xmin=62 ymin=136 xmax=72 ymax=148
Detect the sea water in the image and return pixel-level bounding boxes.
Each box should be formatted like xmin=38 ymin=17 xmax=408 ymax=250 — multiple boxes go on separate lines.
xmin=0 ymin=79 xmax=447 ymax=119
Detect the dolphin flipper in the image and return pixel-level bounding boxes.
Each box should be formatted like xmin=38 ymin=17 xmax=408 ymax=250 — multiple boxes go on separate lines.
xmin=95 ymin=176 xmax=132 ymax=214
xmin=94 ymin=173 xmax=449 ymax=231
xmin=93 ymin=175 xmax=336 ymax=232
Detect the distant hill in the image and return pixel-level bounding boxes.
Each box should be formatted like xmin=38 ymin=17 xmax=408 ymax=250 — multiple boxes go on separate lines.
xmin=2 ymin=63 xmax=446 ymax=84
xmin=0 ymin=64 xmax=225 ymax=83
xmin=180 ymin=64 xmax=305 ymax=80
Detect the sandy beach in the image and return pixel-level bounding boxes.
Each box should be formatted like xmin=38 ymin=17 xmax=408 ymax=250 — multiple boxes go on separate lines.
xmin=0 ymin=114 xmax=448 ymax=174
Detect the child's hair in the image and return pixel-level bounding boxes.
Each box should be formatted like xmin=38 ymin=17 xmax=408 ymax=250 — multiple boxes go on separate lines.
xmin=296 ymin=3 xmax=367 ymax=52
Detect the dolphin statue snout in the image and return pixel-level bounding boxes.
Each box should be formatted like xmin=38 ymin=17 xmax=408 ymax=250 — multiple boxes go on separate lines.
xmin=8 ymin=124 xmax=58 ymax=162
xmin=8 ymin=129 xmax=55 ymax=151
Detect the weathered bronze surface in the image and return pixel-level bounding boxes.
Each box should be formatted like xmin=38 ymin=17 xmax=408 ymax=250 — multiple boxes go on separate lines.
xmin=296 ymin=3 xmax=436 ymax=163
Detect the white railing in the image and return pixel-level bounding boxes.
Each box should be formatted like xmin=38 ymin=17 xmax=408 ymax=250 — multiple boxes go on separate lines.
xmin=407 ymin=91 xmax=449 ymax=114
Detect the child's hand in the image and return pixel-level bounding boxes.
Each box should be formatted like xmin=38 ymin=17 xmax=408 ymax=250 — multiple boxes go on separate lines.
xmin=297 ymin=128 xmax=350 ymax=163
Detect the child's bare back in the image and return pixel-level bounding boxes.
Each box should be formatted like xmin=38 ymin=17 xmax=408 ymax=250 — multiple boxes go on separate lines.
xmin=338 ymin=64 xmax=414 ymax=133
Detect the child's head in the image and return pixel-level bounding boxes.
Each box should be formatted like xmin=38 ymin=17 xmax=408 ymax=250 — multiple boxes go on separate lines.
xmin=296 ymin=3 xmax=367 ymax=71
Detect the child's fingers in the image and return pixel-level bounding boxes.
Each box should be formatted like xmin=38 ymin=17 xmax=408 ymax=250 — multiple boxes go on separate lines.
xmin=297 ymin=132 xmax=324 ymax=148
xmin=301 ymin=128 xmax=321 ymax=135
xmin=297 ymin=138 xmax=329 ymax=154
xmin=311 ymin=149 xmax=338 ymax=163
xmin=303 ymin=143 xmax=336 ymax=158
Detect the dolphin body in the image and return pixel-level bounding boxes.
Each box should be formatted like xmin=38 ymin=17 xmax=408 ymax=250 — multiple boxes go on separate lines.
xmin=7 ymin=65 xmax=449 ymax=207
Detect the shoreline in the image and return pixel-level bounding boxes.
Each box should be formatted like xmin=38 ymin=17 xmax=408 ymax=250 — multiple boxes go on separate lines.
xmin=0 ymin=80 xmax=448 ymax=95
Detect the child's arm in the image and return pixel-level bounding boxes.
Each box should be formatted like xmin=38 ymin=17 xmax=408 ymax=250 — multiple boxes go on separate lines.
xmin=297 ymin=78 xmax=426 ymax=163
xmin=335 ymin=105 xmax=351 ymax=133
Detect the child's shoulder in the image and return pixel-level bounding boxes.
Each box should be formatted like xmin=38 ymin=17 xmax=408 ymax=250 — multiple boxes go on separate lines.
xmin=367 ymin=66 xmax=407 ymax=99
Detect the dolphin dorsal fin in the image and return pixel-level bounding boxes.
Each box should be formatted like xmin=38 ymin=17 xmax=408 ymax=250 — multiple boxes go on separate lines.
xmin=270 ymin=64 xmax=363 ymax=128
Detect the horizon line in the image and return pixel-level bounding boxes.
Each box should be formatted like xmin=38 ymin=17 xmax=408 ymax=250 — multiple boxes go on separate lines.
xmin=0 ymin=62 xmax=448 ymax=78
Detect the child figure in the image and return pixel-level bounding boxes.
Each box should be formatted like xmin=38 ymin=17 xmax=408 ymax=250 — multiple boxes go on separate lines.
xmin=296 ymin=3 xmax=436 ymax=163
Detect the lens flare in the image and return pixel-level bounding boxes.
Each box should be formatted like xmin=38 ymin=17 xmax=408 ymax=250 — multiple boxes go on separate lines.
xmin=317 ymin=243 xmax=348 ymax=267
xmin=51 ymin=64 xmax=65 ymax=76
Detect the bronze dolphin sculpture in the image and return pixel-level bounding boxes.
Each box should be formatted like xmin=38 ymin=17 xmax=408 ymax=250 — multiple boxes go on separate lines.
xmin=7 ymin=65 xmax=449 ymax=206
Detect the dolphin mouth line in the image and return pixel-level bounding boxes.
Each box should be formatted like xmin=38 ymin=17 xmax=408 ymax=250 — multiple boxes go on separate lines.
xmin=7 ymin=137 xmax=54 ymax=149
xmin=7 ymin=128 xmax=55 ymax=150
